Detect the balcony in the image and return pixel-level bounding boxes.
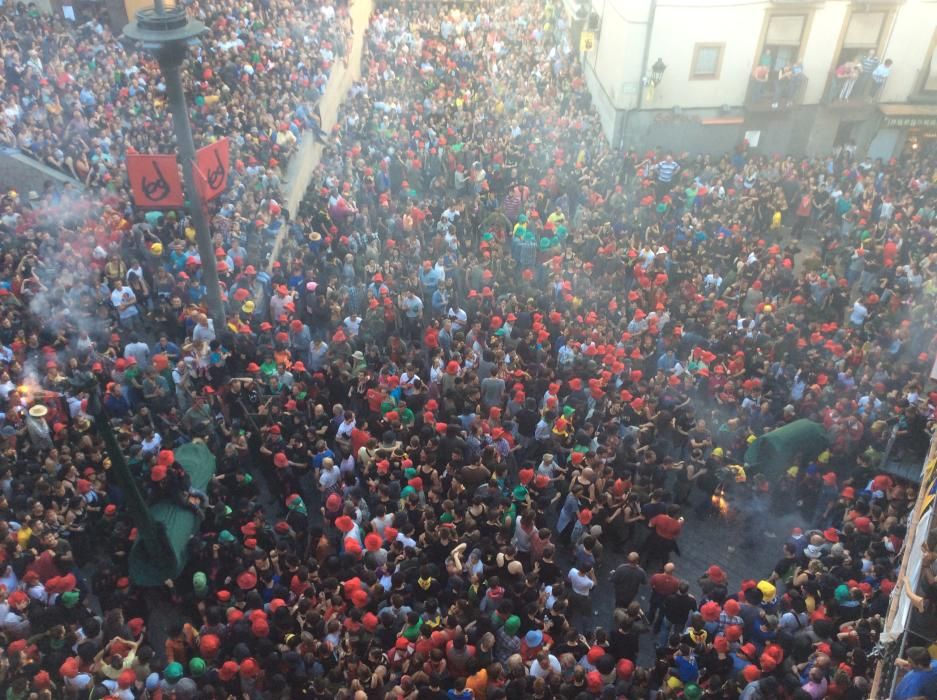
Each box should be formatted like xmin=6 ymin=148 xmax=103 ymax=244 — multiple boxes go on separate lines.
xmin=744 ymin=74 xmax=808 ymax=112
xmin=823 ymin=72 xmax=886 ymax=108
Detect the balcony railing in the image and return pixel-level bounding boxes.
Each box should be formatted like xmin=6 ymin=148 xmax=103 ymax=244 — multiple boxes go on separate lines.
xmin=744 ymin=74 xmax=808 ymax=111
xmin=823 ymin=72 xmax=886 ymax=106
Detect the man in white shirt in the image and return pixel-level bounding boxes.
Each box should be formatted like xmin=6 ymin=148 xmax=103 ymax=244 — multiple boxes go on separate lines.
xmin=567 ymin=563 xmax=596 ymax=625
xmin=343 ymin=314 xmax=362 ymax=337
xmin=529 ymin=649 xmax=562 ymax=678
xmin=110 ymin=280 xmax=139 ymax=327
xmin=400 ymin=365 xmax=421 ymax=396
xmin=336 ymin=411 xmax=356 ymax=441
xmin=317 ymin=458 xmax=341 ymax=494
xmin=123 ymin=335 xmax=150 ymax=367
xmin=448 ymin=305 xmax=467 ymax=331
xmin=850 ymin=299 xmax=869 ymax=327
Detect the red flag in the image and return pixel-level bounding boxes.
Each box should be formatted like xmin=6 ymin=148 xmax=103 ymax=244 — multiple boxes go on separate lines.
xmin=195 ymin=137 xmax=229 ymax=201
xmin=126 ymin=154 xmax=184 ymax=209
xmin=193 ymin=161 xmax=212 ymax=207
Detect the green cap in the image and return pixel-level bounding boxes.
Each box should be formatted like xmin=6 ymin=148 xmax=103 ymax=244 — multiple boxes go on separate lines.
xmin=482 ymin=232 xmax=494 ymax=241
xmin=503 ymin=615 xmax=521 ymax=636
xmin=494 ymin=328 xmax=506 ymax=337
xmin=193 ymin=571 xmax=208 ymax=593
xmin=512 ymin=486 xmax=528 ymax=502
xmin=164 ymin=662 xmax=184 ymax=682
xmin=242 ymin=473 xmax=253 ymax=485
xmin=401 ymin=485 xmax=416 ymax=498
xmin=219 ymin=530 xmax=236 ymax=544
xmin=684 ymin=683 xmax=702 ymax=700
xmin=562 ymin=405 xmax=575 ymax=417
xmin=189 ymin=657 xmax=206 ymax=676
xmin=61 ymin=590 xmax=80 ymax=608
xmin=403 ymin=467 xmax=417 ymax=479
xmin=835 ymin=583 xmax=850 ymax=602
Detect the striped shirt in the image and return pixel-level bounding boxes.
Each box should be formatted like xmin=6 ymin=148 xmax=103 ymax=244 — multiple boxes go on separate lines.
xmin=861 ymin=55 xmax=879 ymax=74
xmin=656 ymin=160 xmax=680 ymax=183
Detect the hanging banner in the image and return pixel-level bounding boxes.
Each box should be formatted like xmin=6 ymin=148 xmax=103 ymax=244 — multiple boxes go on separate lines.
xmin=127 ymin=154 xmax=184 ymax=209
xmin=579 ymin=31 xmax=595 ymax=53
xmin=195 ymin=137 xmax=230 ymax=202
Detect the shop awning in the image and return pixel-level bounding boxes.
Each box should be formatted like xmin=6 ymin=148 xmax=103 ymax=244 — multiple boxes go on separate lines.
xmin=880 ymin=104 xmax=937 ymax=128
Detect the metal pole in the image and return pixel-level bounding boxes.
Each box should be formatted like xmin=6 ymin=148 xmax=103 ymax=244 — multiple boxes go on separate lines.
xmin=157 ymin=44 xmax=225 ymax=329
xmin=635 ymin=0 xmax=657 ymax=111
xmin=70 ymin=373 xmax=174 ymax=569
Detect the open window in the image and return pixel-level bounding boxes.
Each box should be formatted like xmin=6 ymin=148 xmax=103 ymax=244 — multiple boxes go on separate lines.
xmin=758 ymin=14 xmax=808 ymax=71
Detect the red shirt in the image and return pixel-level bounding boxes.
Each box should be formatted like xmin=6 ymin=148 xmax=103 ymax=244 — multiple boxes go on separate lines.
xmin=350 ymin=427 xmax=371 ymax=456
xmin=649 ymin=572 xmax=680 ymax=596
xmin=649 ymin=513 xmax=683 ymax=540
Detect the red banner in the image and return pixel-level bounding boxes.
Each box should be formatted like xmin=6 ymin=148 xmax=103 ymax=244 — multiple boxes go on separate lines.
xmin=126 ymin=154 xmax=184 ymax=209
xmin=195 ymin=137 xmax=229 ymax=202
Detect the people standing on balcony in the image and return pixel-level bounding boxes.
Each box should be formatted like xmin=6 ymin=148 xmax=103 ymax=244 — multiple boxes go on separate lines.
xmin=751 ymin=63 xmax=770 ymax=103
xmin=858 ymin=48 xmax=881 ymax=96
xmin=773 ymin=64 xmax=793 ymax=109
xmin=834 ymin=57 xmax=861 ymax=101
xmin=872 ymin=58 xmax=893 ymax=98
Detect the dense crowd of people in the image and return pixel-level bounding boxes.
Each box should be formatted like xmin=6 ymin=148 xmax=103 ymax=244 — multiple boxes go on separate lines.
xmin=0 ymin=0 xmax=935 ymax=698
xmin=0 ymin=0 xmax=350 ymax=206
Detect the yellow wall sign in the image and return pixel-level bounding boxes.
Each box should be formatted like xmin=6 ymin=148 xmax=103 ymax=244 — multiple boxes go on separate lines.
xmin=580 ymin=31 xmax=595 ymax=53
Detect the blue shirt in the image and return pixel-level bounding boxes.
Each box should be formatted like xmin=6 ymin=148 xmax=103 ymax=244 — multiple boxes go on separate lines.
xmin=895 ymin=661 xmax=937 ymax=700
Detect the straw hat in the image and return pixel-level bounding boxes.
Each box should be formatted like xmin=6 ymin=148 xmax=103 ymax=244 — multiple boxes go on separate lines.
xmin=28 ymin=405 xmax=48 ymax=418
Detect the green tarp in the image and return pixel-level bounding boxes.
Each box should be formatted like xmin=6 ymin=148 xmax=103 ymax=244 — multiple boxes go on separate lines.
xmin=744 ymin=419 xmax=829 ymax=479
xmin=129 ymin=441 xmax=216 ymax=586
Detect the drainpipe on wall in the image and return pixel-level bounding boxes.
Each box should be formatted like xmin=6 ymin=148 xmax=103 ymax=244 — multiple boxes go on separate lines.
xmin=622 ymin=0 xmax=656 ymax=149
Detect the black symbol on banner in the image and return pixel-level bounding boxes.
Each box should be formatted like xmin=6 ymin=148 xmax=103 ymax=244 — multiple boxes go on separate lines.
xmin=141 ymin=161 xmax=171 ymax=202
xmin=206 ymin=148 xmax=226 ymax=191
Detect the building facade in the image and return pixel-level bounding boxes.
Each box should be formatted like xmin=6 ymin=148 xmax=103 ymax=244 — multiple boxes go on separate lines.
xmin=566 ymin=0 xmax=937 ymax=159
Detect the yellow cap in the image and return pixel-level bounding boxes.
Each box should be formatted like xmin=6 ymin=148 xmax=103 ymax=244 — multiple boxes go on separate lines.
xmin=757 ymin=580 xmax=777 ymax=600
xmin=242 ymin=301 xmax=255 ymax=314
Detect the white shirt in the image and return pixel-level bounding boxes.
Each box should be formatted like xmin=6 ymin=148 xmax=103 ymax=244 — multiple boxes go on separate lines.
xmin=850 ymin=301 xmax=868 ymax=326
xmin=141 ymin=433 xmax=162 ymax=456
xmin=336 ymin=419 xmax=356 ymax=439
xmin=343 ymin=316 xmax=362 ymax=336
xmin=318 ymin=466 xmax=341 ymax=491
xmin=567 ymin=568 xmax=594 ymax=596
xmin=448 ymin=307 xmax=467 ymax=331
xmin=529 ymin=654 xmax=561 ymax=678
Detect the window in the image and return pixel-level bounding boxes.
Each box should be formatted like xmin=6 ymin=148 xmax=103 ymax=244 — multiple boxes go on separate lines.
xmin=690 ymin=44 xmax=724 ymax=80
xmin=832 ymin=11 xmax=887 ymax=70
xmin=759 ymin=14 xmax=807 ymax=70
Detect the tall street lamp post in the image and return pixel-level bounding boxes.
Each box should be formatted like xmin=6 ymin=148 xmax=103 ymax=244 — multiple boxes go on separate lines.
xmin=124 ymin=0 xmax=225 ymax=328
